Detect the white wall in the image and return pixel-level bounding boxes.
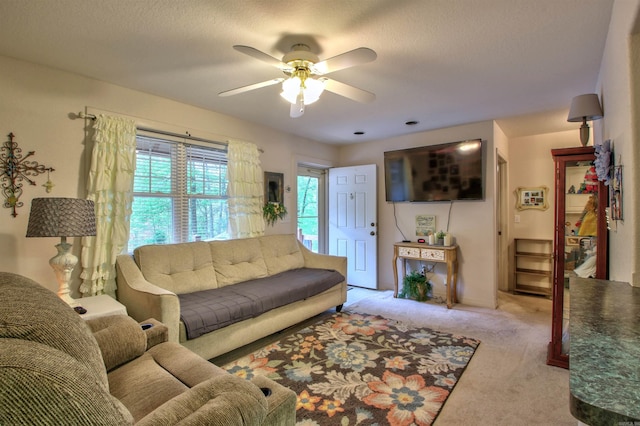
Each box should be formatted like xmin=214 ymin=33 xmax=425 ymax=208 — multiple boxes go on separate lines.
xmin=597 ymin=0 xmax=640 ymax=286
xmin=339 ymin=121 xmax=497 ymax=308
xmin=0 ymin=55 xmax=340 ymax=296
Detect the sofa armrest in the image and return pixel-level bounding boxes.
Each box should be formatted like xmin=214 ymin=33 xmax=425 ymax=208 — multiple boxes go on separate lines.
xmin=115 ymin=254 xmax=181 ymax=343
xmin=298 ymin=241 xmax=347 ymax=279
xmin=135 ymin=375 xmax=268 ymax=426
xmin=139 ymin=318 xmax=168 ymax=350
xmin=86 ymin=314 xmax=147 ymax=372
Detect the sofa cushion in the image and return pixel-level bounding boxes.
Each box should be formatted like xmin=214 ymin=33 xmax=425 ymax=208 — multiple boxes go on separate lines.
xmin=178 ymin=268 xmax=344 ymax=340
xmin=0 ymin=272 xmax=133 ymax=424
xmin=134 ymin=241 xmax=217 ymax=294
xmin=259 ymin=234 xmax=305 ymax=275
xmin=136 ymin=375 xmax=267 ymax=426
xmin=0 ymin=272 xmax=109 ymax=390
xmin=108 ymin=350 xmax=191 ymax=422
xmin=208 ymin=238 xmax=268 ymax=286
xmin=1 ymin=339 xmax=134 ymax=425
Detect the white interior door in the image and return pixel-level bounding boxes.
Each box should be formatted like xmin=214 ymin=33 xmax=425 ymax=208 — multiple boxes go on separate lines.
xmin=328 ymin=164 xmax=377 ymax=289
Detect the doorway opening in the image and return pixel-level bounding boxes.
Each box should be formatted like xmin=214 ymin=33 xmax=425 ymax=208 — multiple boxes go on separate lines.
xmin=497 ymin=153 xmax=509 ymax=292
xmin=297 ymin=166 xmax=325 ymax=253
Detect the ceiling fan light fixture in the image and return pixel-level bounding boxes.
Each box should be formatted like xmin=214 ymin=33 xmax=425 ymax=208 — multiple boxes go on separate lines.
xmin=280 ymin=74 xmax=325 ymax=106
xmin=280 ymin=76 xmax=301 ymax=103
xmin=303 ymin=77 xmax=325 ymax=104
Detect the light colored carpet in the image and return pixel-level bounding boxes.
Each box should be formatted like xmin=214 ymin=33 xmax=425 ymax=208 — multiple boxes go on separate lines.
xmin=346 ymin=290 xmax=574 ymax=426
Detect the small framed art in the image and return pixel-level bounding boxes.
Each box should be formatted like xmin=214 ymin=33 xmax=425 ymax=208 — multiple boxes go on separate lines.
xmin=515 ymin=186 xmax=549 ymax=211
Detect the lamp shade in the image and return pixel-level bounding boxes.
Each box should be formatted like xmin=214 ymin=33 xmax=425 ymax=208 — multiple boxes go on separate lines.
xmin=26 ymin=198 xmax=96 ymax=238
xmin=567 ymin=94 xmax=603 ymax=122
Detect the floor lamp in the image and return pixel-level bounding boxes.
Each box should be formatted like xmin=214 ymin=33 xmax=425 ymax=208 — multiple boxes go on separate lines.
xmin=26 ymin=197 xmax=96 ymax=306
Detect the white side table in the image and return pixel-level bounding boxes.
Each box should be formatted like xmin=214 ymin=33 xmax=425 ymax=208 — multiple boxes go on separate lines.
xmin=77 ymin=295 xmax=127 ymax=320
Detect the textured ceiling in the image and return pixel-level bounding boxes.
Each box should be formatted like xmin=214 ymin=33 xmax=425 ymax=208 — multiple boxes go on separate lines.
xmin=0 ymin=0 xmax=614 ymax=144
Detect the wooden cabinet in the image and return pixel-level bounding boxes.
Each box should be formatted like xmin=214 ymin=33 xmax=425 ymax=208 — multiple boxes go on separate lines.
xmin=514 ymin=238 xmax=552 ymax=297
xmin=547 ymin=146 xmax=608 ymax=369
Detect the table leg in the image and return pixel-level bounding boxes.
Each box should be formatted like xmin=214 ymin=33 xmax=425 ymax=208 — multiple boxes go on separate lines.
xmin=446 ymin=261 xmax=453 ymax=309
xmin=393 ymin=250 xmax=399 ymax=298
xmin=452 ymin=258 xmax=458 ymax=303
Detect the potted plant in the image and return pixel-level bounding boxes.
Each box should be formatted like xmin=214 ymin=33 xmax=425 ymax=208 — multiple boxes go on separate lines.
xmin=263 ymin=202 xmax=287 ymax=226
xmin=436 ymin=230 xmax=446 ymax=245
xmin=398 ymin=270 xmax=432 ymax=302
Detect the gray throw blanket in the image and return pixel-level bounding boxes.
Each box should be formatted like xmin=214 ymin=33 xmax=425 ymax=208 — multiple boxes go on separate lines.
xmin=178 ymin=268 xmax=344 ymax=340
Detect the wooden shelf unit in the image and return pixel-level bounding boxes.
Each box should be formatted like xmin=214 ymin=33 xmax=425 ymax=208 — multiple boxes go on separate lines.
xmin=514 ymin=238 xmax=553 ymax=297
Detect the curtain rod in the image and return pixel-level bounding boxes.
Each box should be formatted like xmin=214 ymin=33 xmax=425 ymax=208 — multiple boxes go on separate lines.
xmin=77 ymin=112 xmax=264 ymax=153
xmin=78 ymin=112 xmax=227 ymax=148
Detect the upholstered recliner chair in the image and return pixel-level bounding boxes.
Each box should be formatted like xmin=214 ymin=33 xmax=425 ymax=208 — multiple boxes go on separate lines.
xmin=0 ymin=272 xmax=296 ymax=425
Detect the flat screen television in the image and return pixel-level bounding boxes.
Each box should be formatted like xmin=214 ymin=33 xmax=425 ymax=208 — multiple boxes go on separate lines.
xmin=384 ymin=139 xmax=484 ymax=202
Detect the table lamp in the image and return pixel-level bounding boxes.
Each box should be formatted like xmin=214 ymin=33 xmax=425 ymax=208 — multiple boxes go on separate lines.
xmin=26 ymin=197 xmax=96 ymax=306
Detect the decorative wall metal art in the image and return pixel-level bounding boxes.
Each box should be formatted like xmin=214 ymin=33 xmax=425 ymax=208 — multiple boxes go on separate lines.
xmin=1 ymin=132 xmax=55 ymax=217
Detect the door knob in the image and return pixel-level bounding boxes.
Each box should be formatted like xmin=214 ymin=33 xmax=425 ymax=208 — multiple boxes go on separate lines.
xmin=370 ymin=231 xmax=375 ymax=236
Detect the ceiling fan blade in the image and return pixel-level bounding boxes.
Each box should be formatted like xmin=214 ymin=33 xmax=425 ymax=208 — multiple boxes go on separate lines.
xmin=233 ymin=45 xmax=293 ymax=72
xmin=218 ymin=78 xmax=284 ymax=97
xmin=324 ymin=78 xmax=376 ymax=103
xmin=312 ymin=47 xmax=377 ymax=75
xmin=290 ymin=102 xmax=305 ymax=118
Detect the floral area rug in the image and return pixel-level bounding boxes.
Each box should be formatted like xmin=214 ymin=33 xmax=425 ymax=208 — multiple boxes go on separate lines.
xmin=223 ymin=311 xmax=480 ymax=425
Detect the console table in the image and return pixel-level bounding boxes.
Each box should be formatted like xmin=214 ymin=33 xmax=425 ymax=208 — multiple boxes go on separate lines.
xmin=393 ymin=242 xmax=458 ymax=308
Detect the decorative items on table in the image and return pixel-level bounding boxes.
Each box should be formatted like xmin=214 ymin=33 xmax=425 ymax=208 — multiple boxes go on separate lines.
xmin=1 ymin=132 xmax=55 ymax=217
xmin=26 ymin=198 xmax=96 ymax=306
xmin=263 ymin=202 xmax=287 ymax=226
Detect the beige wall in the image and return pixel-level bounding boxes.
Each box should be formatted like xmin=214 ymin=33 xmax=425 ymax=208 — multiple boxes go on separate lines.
xmin=505 ymin=130 xmax=578 ymax=291
xmin=339 ymin=121 xmax=498 ymax=308
xmin=0 ymin=55 xmax=339 ymax=296
xmin=507 ymin=130 xmax=577 ymax=242
xmin=597 ymin=0 xmax=640 ymax=286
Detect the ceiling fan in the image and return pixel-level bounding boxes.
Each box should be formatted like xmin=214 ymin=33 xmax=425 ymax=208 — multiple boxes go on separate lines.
xmin=219 ymin=43 xmax=377 ymax=118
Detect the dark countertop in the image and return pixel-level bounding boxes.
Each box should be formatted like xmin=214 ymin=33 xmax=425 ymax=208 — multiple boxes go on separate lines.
xmin=570 ymin=278 xmax=640 ymax=424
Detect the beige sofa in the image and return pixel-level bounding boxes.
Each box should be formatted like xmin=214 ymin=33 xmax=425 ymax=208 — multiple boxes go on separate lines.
xmin=0 ymin=272 xmax=296 ymax=425
xmin=116 ymin=234 xmax=347 ymax=360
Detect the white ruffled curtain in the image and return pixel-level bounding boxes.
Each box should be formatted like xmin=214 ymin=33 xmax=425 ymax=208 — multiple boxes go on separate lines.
xmin=80 ymin=115 xmax=137 ymax=297
xmin=227 ymin=139 xmax=265 ymax=238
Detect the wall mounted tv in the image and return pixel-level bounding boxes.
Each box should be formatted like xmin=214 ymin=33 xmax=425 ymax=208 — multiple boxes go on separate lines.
xmin=384 ymin=139 xmax=484 ymax=202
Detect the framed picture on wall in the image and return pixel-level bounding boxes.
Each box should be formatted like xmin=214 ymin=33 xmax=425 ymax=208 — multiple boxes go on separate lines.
xmin=515 ymin=186 xmax=549 ymax=211
xmin=264 ymin=171 xmax=284 ymax=204
xmin=610 ymin=165 xmax=623 ymax=220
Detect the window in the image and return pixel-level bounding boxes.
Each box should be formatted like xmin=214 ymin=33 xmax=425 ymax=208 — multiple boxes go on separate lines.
xmin=128 ymin=134 xmax=228 ymax=252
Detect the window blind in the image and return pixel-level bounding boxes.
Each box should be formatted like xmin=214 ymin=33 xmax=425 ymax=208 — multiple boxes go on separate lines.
xmin=129 ymin=135 xmax=228 ymax=251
